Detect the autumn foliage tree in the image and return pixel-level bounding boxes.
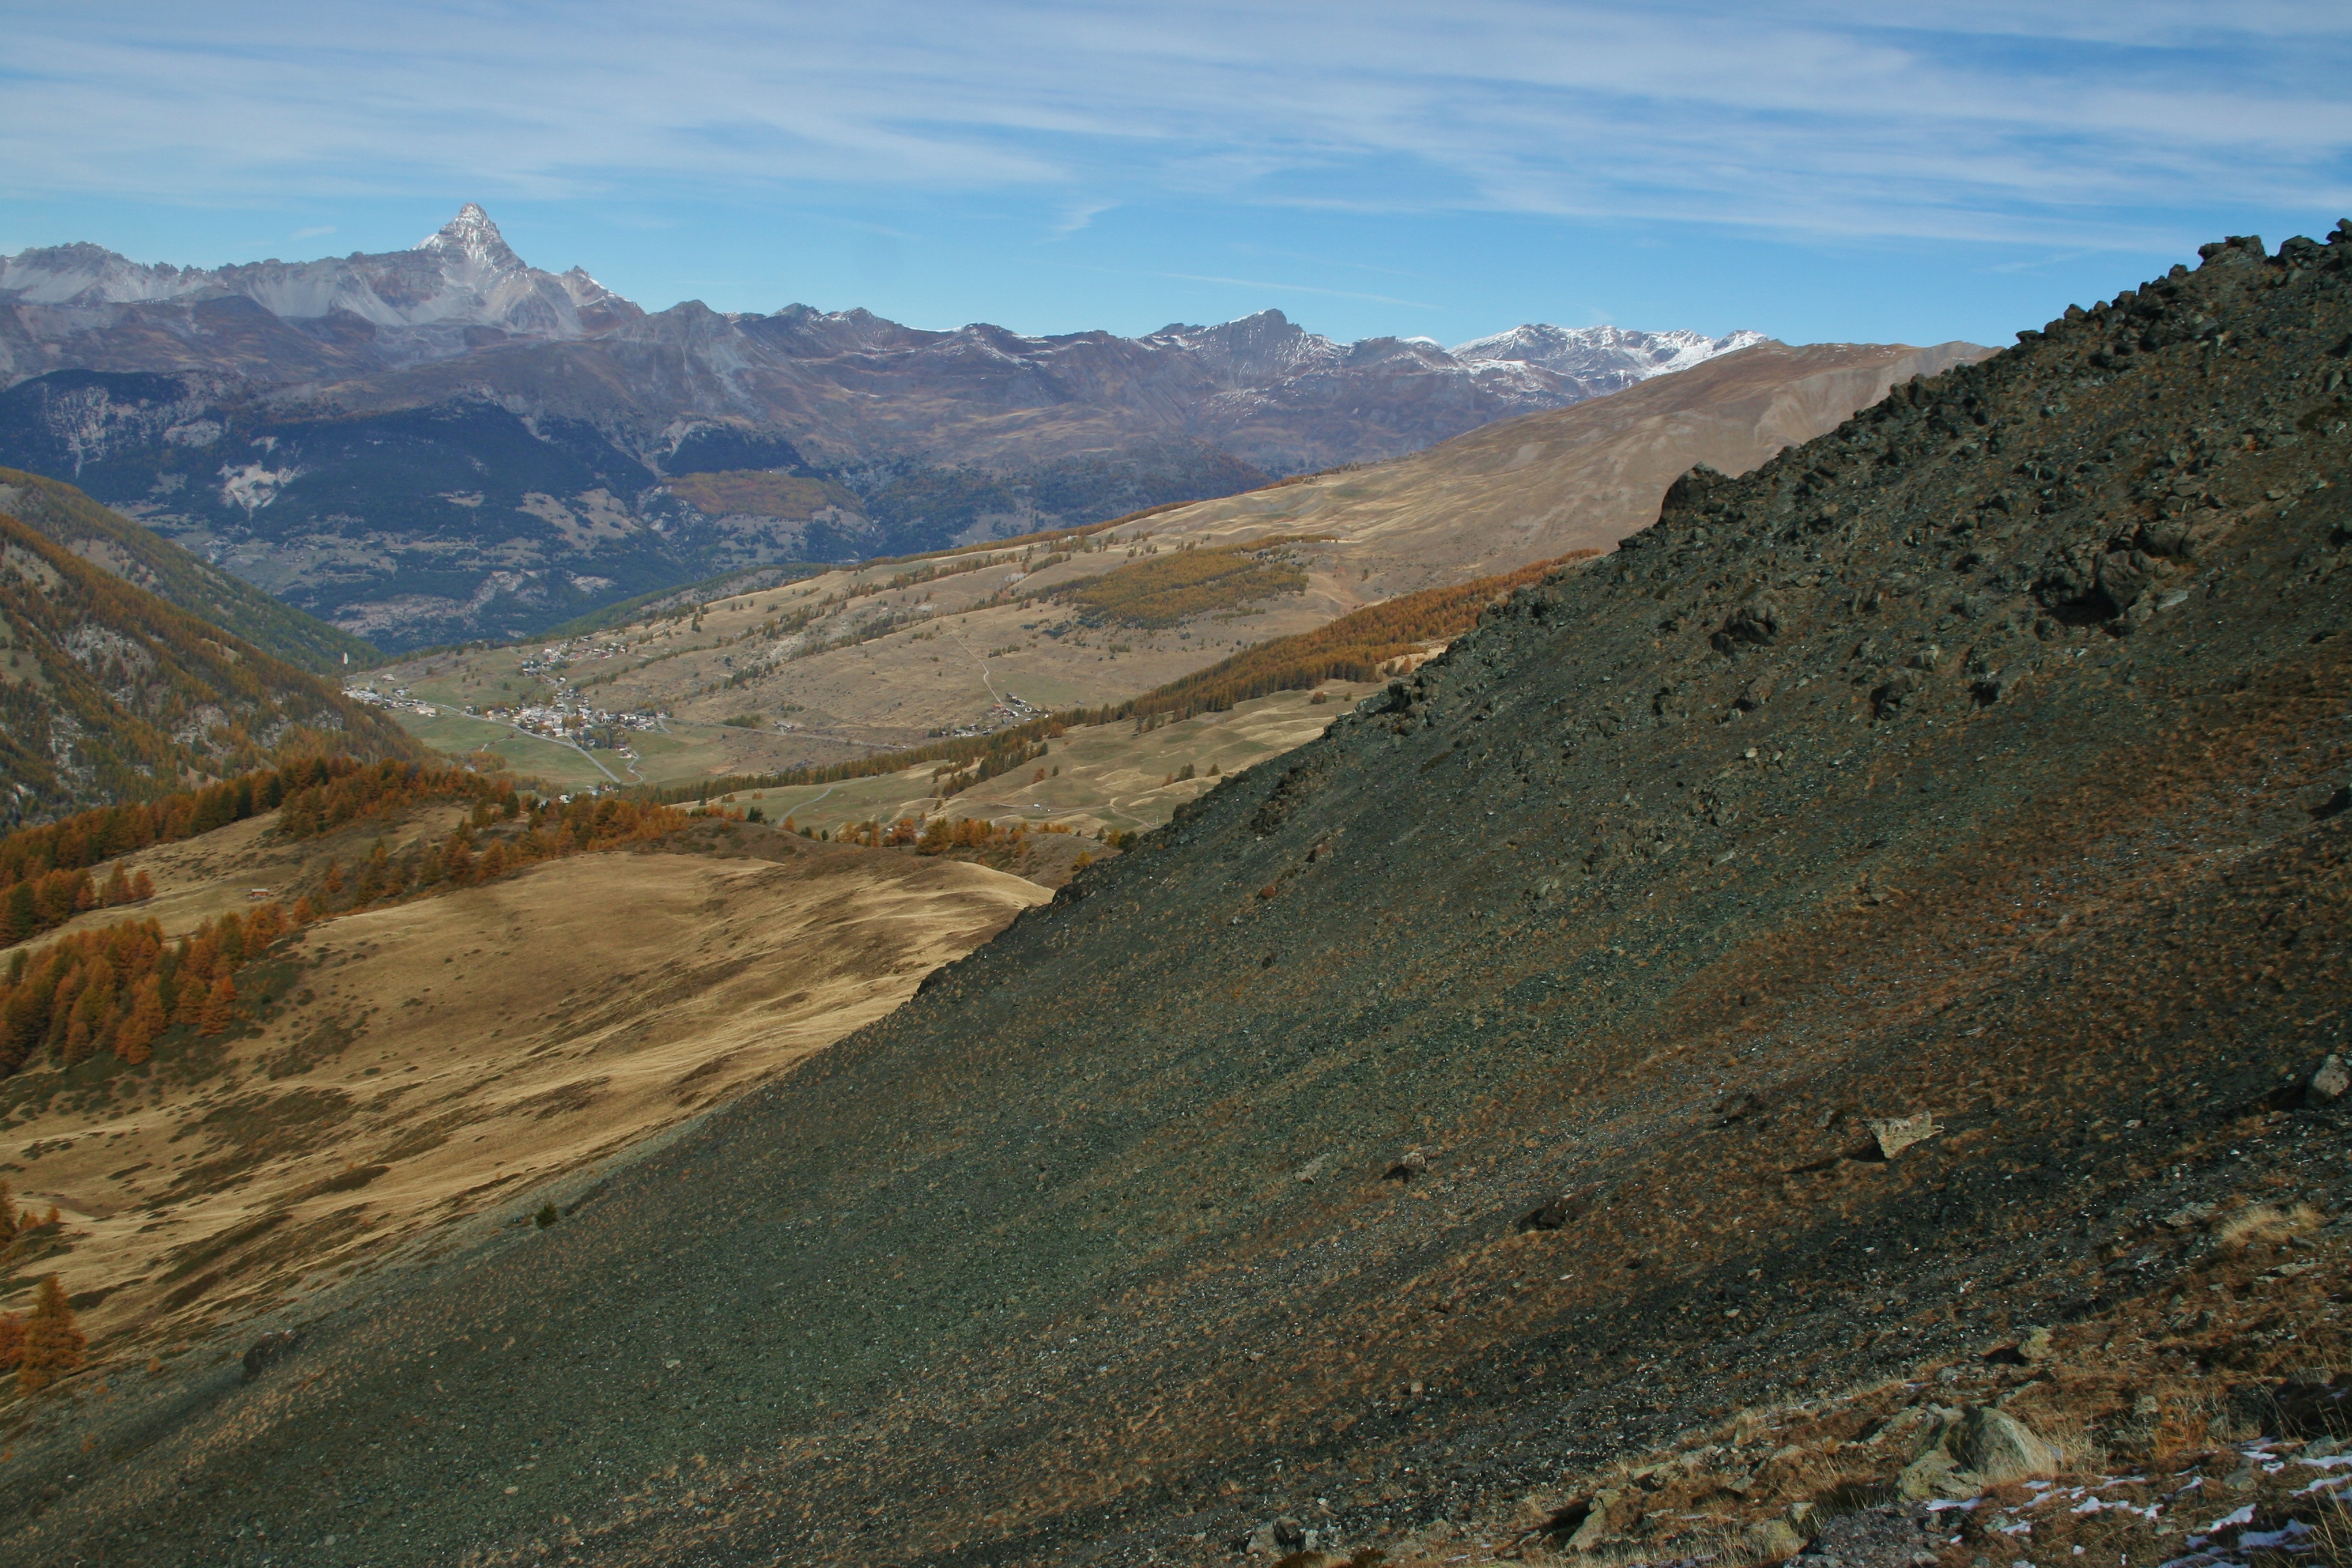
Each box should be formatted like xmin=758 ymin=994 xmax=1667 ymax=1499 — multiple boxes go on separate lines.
xmin=0 ymin=904 xmax=293 ymax=1079
xmin=0 ymin=755 xmax=527 ymax=946
xmin=16 ymin=1275 xmax=86 ymax=1394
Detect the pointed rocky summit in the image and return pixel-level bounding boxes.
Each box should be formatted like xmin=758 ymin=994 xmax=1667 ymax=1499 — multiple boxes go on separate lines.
xmin=418 ymin=201 xmax=525 ymax=274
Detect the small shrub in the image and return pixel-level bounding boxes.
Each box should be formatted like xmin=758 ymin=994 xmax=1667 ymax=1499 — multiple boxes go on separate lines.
xmin=535 ymin=1203 xmax=559 ymax=1230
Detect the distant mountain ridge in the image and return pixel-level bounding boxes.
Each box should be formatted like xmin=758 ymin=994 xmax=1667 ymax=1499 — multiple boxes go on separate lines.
xmin=1448 ymin=322 xmax=1769 ymax=393
xmin=0 ymin=205 xmax=637 ymax=376
xmin=0 ymin=207 xmax=1781 ymax=648
xmin=1 ymin=206 xmax=1757 ymax=428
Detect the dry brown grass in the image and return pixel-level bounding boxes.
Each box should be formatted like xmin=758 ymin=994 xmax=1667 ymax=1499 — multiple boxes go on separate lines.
xmin=2219 ymin=1201 xmax=2325 ymax=1250
xmin=0 ymin=813 xmax=1049 ymax=1366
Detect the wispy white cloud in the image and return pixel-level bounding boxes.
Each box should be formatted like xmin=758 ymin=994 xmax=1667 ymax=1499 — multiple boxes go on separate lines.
xmin=1049 ymin=201 xmax=1117 ymax=238
xmin=0 ymin=1 xmax=2345 ymax=249
xmin=292 ymin=224 xmax=337 ymax=239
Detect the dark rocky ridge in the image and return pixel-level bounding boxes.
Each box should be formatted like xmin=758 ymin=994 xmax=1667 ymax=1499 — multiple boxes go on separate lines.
xmin=3 ymin=229 xmax=2349 ymax=1563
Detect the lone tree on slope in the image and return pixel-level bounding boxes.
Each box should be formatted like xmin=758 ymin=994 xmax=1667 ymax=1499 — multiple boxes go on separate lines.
xmin=18 ymin=1274 xmax=86 ymax=1394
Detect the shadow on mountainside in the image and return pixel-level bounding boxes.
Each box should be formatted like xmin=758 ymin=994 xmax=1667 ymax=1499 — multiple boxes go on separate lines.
xmin=4 ymin=229 xmax=2351 ymax=1567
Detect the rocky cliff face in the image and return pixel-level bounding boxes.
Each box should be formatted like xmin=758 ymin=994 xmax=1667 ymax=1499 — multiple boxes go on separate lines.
xmin=8 ymin=229 xmax=2347 ymax=1566
xmin=0 ymin=210 xmax=1783 ymax=647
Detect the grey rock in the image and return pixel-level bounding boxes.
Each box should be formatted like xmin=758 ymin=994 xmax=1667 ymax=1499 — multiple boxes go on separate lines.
xmin=1868 ymin=1111 xmax=1941 ymax=1159
xmin=1716 ymin=599 xmax=1781 ymax=650
xmin=1950 ymin=1405 xmax=2061 ymax=1485
xmin=2140 ymin=519 xmax=2199 ymax=558
xmin=1744 ymin=1517 xmax=1809 ymax=1561
xmin=1896 ymin=1405 xmax=2061 ymax=1499
xmin=1895 ymin=1443 xmax=1966 ymax=1501
xmin=1873 ymin=667 xmax=1925 ymax=715
xmin=2093 ymin=547 xmax=2164 ymax=619
xmin=1565 ymin=1487 xmax=1626 ymax=1551
xmin=241 ymin=1329 xmax=302 ymax=1383
xmin=1245 ymin=1516 xmax=1306 ymax=1556
xmin=2308 ymin=1054 xmax=2351 ymax=1103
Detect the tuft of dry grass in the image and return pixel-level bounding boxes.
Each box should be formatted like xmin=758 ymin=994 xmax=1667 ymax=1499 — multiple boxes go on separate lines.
xmin=2218 ymin=1202 xmax=2323 ymax=1250
xmin=2304 ymin=1490 xmax=2352 ymax=1567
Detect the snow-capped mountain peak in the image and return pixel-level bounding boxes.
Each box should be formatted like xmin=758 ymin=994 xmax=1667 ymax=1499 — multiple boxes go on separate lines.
xmin=418 ymin=202 xmax=525 ymax=278
xmin=1448 ymin=324 xmax=1767 ymax=392
xmin=0 ymin=205 xmax=647 ymax=379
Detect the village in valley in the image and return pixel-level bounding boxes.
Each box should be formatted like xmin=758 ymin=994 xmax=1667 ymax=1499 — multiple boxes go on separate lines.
xmin=347 ymin=636 xmax=670 ymax=756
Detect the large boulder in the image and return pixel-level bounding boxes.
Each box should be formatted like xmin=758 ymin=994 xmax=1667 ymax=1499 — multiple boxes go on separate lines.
xmin=1895 ymin=1406 xmax=2059 ymax=1500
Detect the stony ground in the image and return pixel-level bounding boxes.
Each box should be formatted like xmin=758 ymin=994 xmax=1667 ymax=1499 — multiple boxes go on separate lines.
xmin=2 ymin=228 xmax=2349 ymax=1568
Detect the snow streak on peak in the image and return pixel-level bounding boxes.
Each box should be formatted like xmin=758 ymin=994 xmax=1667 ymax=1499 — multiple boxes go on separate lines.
xmin=418 ymin=203 xmax=526 ymax=278
xmin=1448 ymin=324 xmax=1767 ymax=383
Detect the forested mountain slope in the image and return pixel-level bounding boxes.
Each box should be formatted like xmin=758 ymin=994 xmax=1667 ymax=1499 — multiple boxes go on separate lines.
xmin=7 ymin=229 xmax=2350 ymax=1566
xmin=0 ymin=468 xmax=376 ymax=674
xmin=0 ymin=515 xmax=416 ymax=822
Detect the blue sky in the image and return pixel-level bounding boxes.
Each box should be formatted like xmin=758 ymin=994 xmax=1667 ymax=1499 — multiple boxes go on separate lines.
xmin=3 ymin=1 xmax=2348 ymax=349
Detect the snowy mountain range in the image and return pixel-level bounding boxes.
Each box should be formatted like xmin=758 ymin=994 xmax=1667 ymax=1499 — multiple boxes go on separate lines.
xmin=0 ymin=206 xmax=1763 ymax=463
xmin=0 ymin=206 xmax=1785 ymax=647
xmin=1448 ymin=323 xmax=1769 ymax=394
